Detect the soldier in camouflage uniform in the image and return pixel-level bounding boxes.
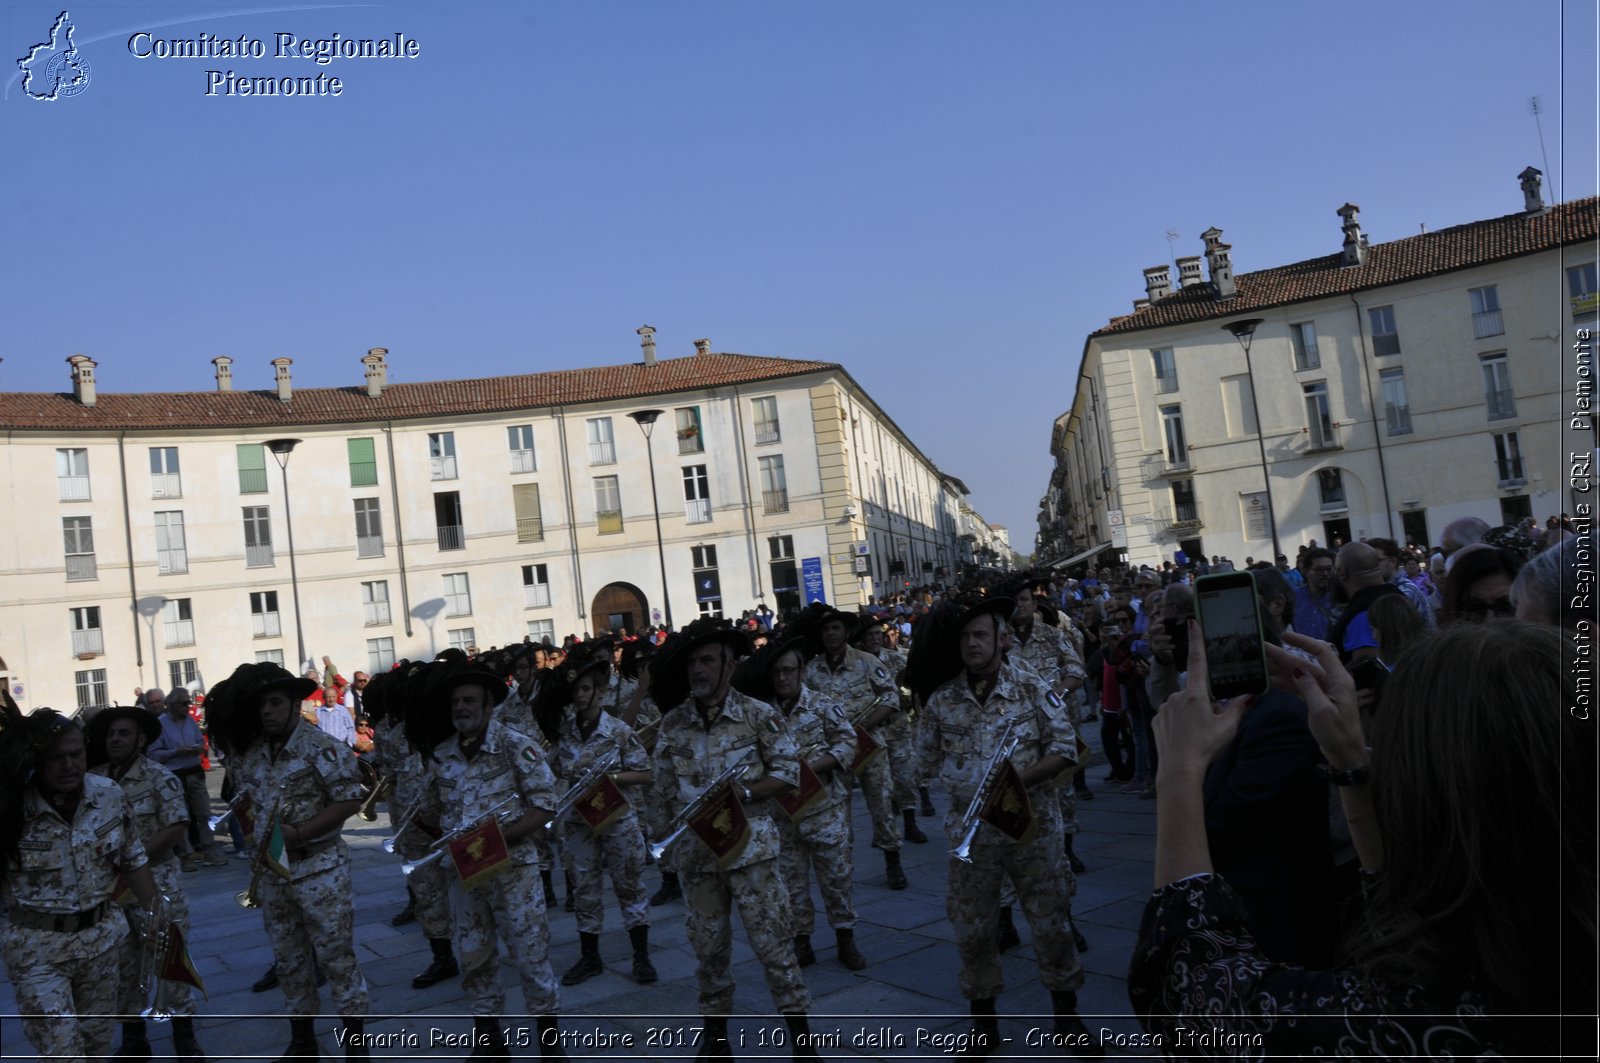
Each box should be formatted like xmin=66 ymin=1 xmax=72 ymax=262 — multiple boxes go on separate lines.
xmin=803 ymin=607 xmax=908 ymax=889
xmin=884 ymin=623 xmax=938 ymax=817
xmin=913 ymin=598 xmax=1097 ymax=1057
xmin=88 ymin=705 xmax=209 ymax=1062
xmin=652 ymin=621 xmax=821 ymax=1058
xmin=0 ymin=708 xmax=161 ymax=1063
xmin=854 ymin=620 xmax=928 ymax=845
xmin=498 ymin=646 xmax=541 ymax=738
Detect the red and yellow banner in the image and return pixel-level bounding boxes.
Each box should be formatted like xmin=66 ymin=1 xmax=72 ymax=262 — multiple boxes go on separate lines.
xmin=575 ymin=774 xmax=630 ymax=834
xmin=449 ymin=816 xmax=512 ymax=889
xmin=159 ymin=922 xmax=209 ymax=998
xmin=774 ymin=760 xmax=825 ymax=823
xmin=978 ymin=760 xmax=1035 ymax=843
xmin=687 ymin=783 xmax=751 ymax=869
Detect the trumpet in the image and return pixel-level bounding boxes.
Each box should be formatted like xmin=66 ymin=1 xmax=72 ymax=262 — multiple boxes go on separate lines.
xmin=383 ymin=798 xmax=426 ymax=854
xmin=649 ymin=762 xmax=749 ymax=862
xmin=543 ymin=749 xmax=621 ymax=831
xmin=357 ymin=771 xmax=391 ymax=822
xmin=401 ymin=796 xmax=520 ymax=876
xmin=208 ymin=792 xmax=249 ymax=832
xmin=135 ymin=894 xmax=177 ymax=1023
xmin=236 ymin=798 xmax=282 ymax=910
xmin=949 ymin=721 xmax=1020 ymax=864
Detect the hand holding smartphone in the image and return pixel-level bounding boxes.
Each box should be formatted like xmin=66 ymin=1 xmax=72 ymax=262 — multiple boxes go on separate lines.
xmin=1194 ymin=571 xmax=1269 ymax=700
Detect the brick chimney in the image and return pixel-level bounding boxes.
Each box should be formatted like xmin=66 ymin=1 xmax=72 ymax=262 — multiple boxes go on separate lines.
xmin=1143 ymin=265 xmax=1172 ymax=301
xmin=694 ymin=338 xmax=712 ymax=357
xmin=1201 ymin=227 xmax=1236 ymax=298
xmin=271 ymin=357 xmax=293 ymax=403
xmin=1337 ymin=203 xmax=1367 ymax=267
xmin=637 ymin=325 xmax=657 ymax=365
xmin=1133 ymin=297 xmax=1151 ymax=313
xmin=1519 ymin=166 xmax=1545 ymax=213
xmin=67 ymin=354 xmax=97 ymax=406
xmin=1176 ymin=256 xmax=1204 ymax=288
xmin=212 ymin=355 xmax=234 ymax=392
xmin=362 ymin=347 xmax=388 ymax=398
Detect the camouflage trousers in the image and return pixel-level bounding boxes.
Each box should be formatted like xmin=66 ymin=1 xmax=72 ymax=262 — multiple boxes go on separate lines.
xmin=881 ymin=710 xmax=920 ymax=812
xmin=2 ymin=916 xmax=124 ymax=1062
xmin=856 ymin=729 xmax=902 ymax=852
xmin=775 ymin=800 xmax=857 ymax=935
xmin=563 ymin=812 xmax=650 ymax=935
xmin=258 ymin=860 xmax=369 ymax=1018
xmin=943 ymin=809 xmax=1082 ymax=1002
xmin=453 ymin=860 xmax=559 ymax=1017
xmin=117 ymin=858 xmax=195 ymax=1018
xmin=395 ymin=834 xmax=455 ymax=941
xmin=683 ymin=856 xmax=811 ymax=1016
xmin=1057 ymin=783 xmax=1078 ymax=837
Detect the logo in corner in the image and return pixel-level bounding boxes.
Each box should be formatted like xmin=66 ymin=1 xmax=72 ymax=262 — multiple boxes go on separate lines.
xmin=18 ymin=11 xmax=92 ymax=101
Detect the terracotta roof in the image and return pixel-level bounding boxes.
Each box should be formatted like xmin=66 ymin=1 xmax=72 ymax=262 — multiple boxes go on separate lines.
xmin=0 ymin=352 xmax=839 ymax=432
xmin=1094 ymin=196 xmax=1598 ymax=337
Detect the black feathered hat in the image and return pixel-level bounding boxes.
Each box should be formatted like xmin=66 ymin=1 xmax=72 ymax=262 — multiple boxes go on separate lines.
xmin=901 ymin=594 xmax=1015 ymax=703
xmin=0 ymin=696 xmax=83 ymax=869
xmin=202 ymin=662 xmax=319 ymax=758
xmin=730 ymin=636 xmax=810 ymax=705
xmin=85 ymin=706 xmax=161 ymax=767
xmin=650 ymin=620 xmax=747 ymax=712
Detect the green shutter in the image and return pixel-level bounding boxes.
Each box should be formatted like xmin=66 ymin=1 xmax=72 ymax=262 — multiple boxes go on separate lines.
xmin=513 ymin=483 xmax=543 ymax=542
xmin=348 ymin=437 xmax=378 ymax=486
xmin=237 ymin=444 xmax=268 ymax=494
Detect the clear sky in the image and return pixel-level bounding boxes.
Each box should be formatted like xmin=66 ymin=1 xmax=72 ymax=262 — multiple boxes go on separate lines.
xmin=5 ymin=1 xmax=1595 ymax=548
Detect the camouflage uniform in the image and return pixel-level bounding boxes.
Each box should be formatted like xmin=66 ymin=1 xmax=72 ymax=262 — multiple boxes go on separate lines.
xmin=1009 ymin=621 xmax=1088 ymax=838
xmin=916 ymin=661 xmax=1084 ymax=1002
xmin=875 ymin=645 xmax=921 ymax=811
xmin=2 ymin=774 xmax=148 ymax=1061
xmin=372 ymin=718 xmax=451 ymax=941
xmin=553 ymin=711 xmax=652 ymax=934
xmin=93 ymin=755 xmax=195 ymax=1018
xmin=236 ymin=721 xmax=369 ymax=1019
xmin=497 ymin=684 xmax=540 ymax=741
xmin=425 ymin=718 xmax=561 ymax=1017
xmin=654 ymin=689 xmax=810 ymax=1016
xmin=773 ymin=687 xmax=859 ymax=936
xmin=804 ymin=648 xmax=901 ymax=850
xmin=598 ymin=671 xmax=639 ymax=720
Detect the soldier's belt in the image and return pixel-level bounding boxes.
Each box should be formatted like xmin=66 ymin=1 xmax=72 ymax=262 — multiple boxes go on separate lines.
xmin=286 ymin=836 xmax=339 ymax=862
xmin=8 ymin=900 xmax=108 ymax=932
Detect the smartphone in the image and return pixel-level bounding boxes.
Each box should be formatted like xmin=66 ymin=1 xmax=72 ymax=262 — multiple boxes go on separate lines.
xmin=1195 ymin=571 xmax=1269 ymax=700
xmin=1350 ymin=657 xmax=1391 ymax=695
xmin=1163 ymin=617 xmax=1190 ymax=664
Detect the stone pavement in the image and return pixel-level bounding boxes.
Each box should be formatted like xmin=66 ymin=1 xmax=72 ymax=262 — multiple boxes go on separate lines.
xmin=0 ymin=744 xmax=1160 ymax=1060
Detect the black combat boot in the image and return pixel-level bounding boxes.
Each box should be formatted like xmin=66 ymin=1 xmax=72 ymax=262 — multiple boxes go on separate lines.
xmin=650 ymin=870 xmax=682 ymax=906
xmin=784 ymin=1014 xmax=821 ymax=1059
xmin=995 ymin=906 xmax=1020 ymax=953
xmin=343 ymin=1018 xmax=370 ymax=1059
xmin=902 ymin=808 xmax=928 ymax=844
xmin=171 ymin=1016 xmax=206 ymax=1063
xmin=834 ymin=927 xmax=866 ymax=970
xmin=629 ymin=924 xmax=658 ymax=984
xmin=113 ymin=1019 xmax=151 ymax=1061
xmin=918 ymin=785 xmax=936 ymax=817
xmin=561 ymin=931 xmax=604 ymax=985
xmin=469 ymin=1016 xmax=509 ymax=1060
xmin=1050 ymin=990 xmax=1103 ymax=1056
xmin=696 ymin=1017 xmax=732 ymax=1063
xmin=883 ymin=849 xmax=908 ymax=890
xmin=541 ymin=869 xmax=557 ymax=908
xmin=253 ymin=963 xmax=280 ymax=992
xmin=390 ymin=887 xmax=417 ymax=926
xmin=273 ymin=1017 xmax=320 ymax=1063
xmin=413 ymin=936 xmax=460 ymax=989
xmin=537 ymin=1016 xmax=569 ymax=1060
xmin=1064 ymin=833 xmax=1086 ymax=874
xmin=959 ymin=999 xmax=1000 ymax=1057
xmin=792 ymin=933 xmax=816 ymax=967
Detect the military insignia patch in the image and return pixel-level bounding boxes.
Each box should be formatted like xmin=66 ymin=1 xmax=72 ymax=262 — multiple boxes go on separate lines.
xmin=521 ymin=746 xmax=540 ymax=764
xmin=874 ymin=667 xmax=888 ymax=680
xmin=320 ymin=747 xmax=338 ymax=765
xmin=1046 ymin=691 xmax=1064 ymax=710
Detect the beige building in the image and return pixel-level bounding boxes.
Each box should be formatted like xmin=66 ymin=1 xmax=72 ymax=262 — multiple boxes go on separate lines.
xmin=3 ymin=335 xmax=972 ymax=711
xmin=1039 ymin=170 xmax=1597 ymax=570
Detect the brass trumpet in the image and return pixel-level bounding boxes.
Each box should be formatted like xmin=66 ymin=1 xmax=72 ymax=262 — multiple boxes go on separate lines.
xmin=383 ymin=798 xmax=425 ymax=854
xmin=236 ymin=798 xmax=282 ymax=909
xmin=649 ymin=762 xmax=749 ymax=862
xmin=542 ymin=748 xmax=620 ymax=831
xmin=208 ymin=792 xmax=249 ymax=832
xmin=357 ymin=771 xmax=391 ymax=822
xmin=949 ymin=721 xmax=1020 ymax=864
xmin=135 ymin=894 xmax=176 ymax=1023
xmin=400 ymin=796 xmax=519 ymax=876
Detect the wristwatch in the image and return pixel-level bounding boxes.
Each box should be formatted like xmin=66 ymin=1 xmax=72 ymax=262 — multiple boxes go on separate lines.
xmin=1320 ymin=762 xmax=1371 ymax=787
xmin=739 ymin=783 xmax=753 ymax=803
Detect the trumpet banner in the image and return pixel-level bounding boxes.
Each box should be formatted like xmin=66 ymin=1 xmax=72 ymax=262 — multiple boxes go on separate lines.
xmin=263 ymin=816 xmax=292 ymax=881
xmin=574 ymin=773 xmax=630 ymax=834
xmin=773 ymin=760 xmax=824 ymax=823
xmin=977 ymin=760 xmax=1035 ymax=843
xmin=687 ymin=782 xmax=751 ymax=869
xmin=448 ymin=815 xmax=512 ymax=889
xmin=848 ymin=723 xmax=883 ymax=777
xmin=232 ymin=794 xmax=257 ymax=844
xmin=159 ymin=922 xmax=209 ymax=998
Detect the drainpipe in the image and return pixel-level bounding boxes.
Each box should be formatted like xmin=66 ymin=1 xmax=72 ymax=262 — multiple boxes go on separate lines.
xmin=729 ymin=385 xmax=763 ymax=600
xmin=1349 ymin=293 xmax=1397 ymax=539
xmin=116 ymin=432 xmax=144 ymax=669
xmin=556 ymin=407 xmax=586 ymax=620
xmin=383 ymin=422 xmax=413 ymax=637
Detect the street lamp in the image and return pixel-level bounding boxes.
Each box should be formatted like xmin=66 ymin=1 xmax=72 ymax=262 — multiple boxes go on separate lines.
xmin=264 ymin=438 xmax=308 ymax=670
xmin=627 ymin=410 xmax=673 ymax=631
xmin=1221 ymin=319 xmax=1282 ymax=560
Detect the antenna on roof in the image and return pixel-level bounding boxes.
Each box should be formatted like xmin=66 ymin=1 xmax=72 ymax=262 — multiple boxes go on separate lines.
xmin=1529 ymin=96 xmax=1556 ymax=202
xmin=1165 ymin=229 xmax=1180 ymax=272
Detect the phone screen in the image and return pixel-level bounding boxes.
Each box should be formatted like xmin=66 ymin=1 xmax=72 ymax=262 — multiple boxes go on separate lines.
xmin=1163 ymin=617 xmax=1190 ymax=664
xmin=1195 ymin=572 xmax=1269 ymax=700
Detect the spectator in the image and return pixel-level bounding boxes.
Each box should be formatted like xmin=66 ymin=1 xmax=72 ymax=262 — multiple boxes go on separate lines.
xmin=1292 ymin=549 xmax=1339 ymax=641
xmin=1368 ymin=593 xmax=1428 ymax=665
xmin=1329 ymin=543 xmax=1403 ymax=666
xmin=145 ymin=687 xmax=227 ymax=869
xmin=1366 ymin=538 xmax=1437 ymax=631
xmin=1096 ymin=615 xmax=1137 ymax=785
xmin=1440 ymin=545 xmax=1522 ymax=624
xmin=1513 ymin=532 xmax=1592 ymax=627
xmin=1440 ymin=516 xmax=1491 ymax=571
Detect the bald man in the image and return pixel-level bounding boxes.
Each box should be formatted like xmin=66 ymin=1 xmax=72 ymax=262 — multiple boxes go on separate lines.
xmin=1328 ymin=542 xmax=1401 ymax=665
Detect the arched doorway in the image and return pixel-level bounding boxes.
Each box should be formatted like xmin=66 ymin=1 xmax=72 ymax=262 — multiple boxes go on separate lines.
xmin=591 ymin=582 xmax=649 ymax=637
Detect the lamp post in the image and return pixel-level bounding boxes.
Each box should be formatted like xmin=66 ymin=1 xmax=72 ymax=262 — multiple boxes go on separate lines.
xmin=1221 ymin=319 xmax=1282 ymax=560
xmin=627 ymin=410 xmax=673 ymax=631
xmin=265 ymin=438 xmax=308 ymax=670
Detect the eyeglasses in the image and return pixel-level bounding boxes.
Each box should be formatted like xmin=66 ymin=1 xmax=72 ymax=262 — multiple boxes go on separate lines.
xmin=1461 ymin=598 xmax=1514 ymax=619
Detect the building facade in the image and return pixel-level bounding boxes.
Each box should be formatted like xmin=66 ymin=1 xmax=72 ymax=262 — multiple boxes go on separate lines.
xmin=4 ymin=337 xmax=973 ymax=712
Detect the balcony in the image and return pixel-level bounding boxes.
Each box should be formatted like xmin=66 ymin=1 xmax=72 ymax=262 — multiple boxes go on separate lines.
xmin=677 ymin=429 xmax=704 ymax=455
xmin=252 ymin=613 xmax=282 ymax=638
xmin=71 ymin=629 xmax=104 ymax=657
xmin=754 ymin=420 xmax=781 ymax=444
xmin=431 ymin=455 xmax=458 ymax=481
xmin=58 ymin=475 xmax=90 ymax=502
xmin=65 ymin=554 xmax=97 ymax=581
xmin=157 ymin=549 xmax=188 ymax=575
xmin=524 ymin=583 xmax=552 ymax=609
xmin=151 ymin=473 xmax=182 ymax=499
xmin=245 ymin=544 xmax=275 ymax=568
xmin=1496 ymin=464 xmax=1527 ymax=489
xmin=1486 ymin=388 xmax=1517 ymax=420
xmin=363 ymin=601 xmax=391 ymax=627
xmin=165 ymin=620 xmax=195 ymax=647
xmin=516 ymin=517 xmax=544 ymax=543
xmin=1372 ymin=332 xmax=1401 ymax=357
xmin=588 ymin=440 xmax=616 ymax=465
xmin=596 ymin=509 xmax=623 ymax=535
xmin=1473 ymin=308 xmax=1504 ymax=339
xmin=1386 ymin=406 xmax=1413 ymax=435
xmin=1155 ymin=453 xmax=1191 ymax=477
xmin=762 ymin=489 xmax=789 ymax=514
xmin=1319 ymin=494 xmax=1348 ymax=514
xmin=510 ymin=449 xmax=536 ymax=474
xmin=684 ymin=498 xmax=712 ymax=524
xmin=1167 ymin=502 xmax=1204 ymax=534
xmin=1305 ymin=423 xmax=1343 ymax=452
xmin=357 ymin=534 xmax=384 ymax=558
xmin=437 ymin=524 xmax=465 ymax=551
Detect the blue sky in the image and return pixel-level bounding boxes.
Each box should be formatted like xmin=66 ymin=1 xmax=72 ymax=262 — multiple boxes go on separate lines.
xmin=5 ymin=1 xmax=1595 ymax=545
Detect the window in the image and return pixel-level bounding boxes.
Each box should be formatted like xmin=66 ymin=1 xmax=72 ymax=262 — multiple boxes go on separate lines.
xmin=163 ymin=598 xmax=195 ymax=647
xmin=70 ymin=606 xmax=103 ymax=657
xmin=522 ymin=564 xmax=551 ymax=609
xmin=155 ymin=511 xmax=187 ymax=574
xmin=367 ymin=637 xmax=396 ymax=673
xmin=435 ymin=492 xmax=464 ymax=550
xmin=1368 ymin=305 xmax=1401 ymax=356
xmin=1380 ymin=368 xmax=1412 ymax=435
xmin=693 ymin=545 xmax=722 ymax=617
xmin=1171 ymin=479 xmax=1199 ymax=524
xmin=348 ymin=438 xmax=378 ymax=487
xmin=1493 ymin=432 xmax=1525 ymax=485
xmin=594 ymin=476 xmax=622 ymax=533
xmin=527 ymin=619 xmax=555 ymax=645
xmin=586 ymin=417 xmax=616 ymax=465
xmin=443 ymin=573 xmax=472 ymax=617
xmin=75 ymin=668 xmax=107 ymax=711
xmin=448 ymin=628 xmax=477 ymax=653
xmin=1160 ymin=405 xmax=1188 ymax=467
xmin=243 ymin=506 xmax=274 ymax=567
xmin=1152 ymin=348 xmax=1178 ymax=393
xmin=1304 ymin=382 xmax=1337 ymax=449
xmin=508 ymin=424 xmax=536 ymax=473
xmin=57 ymin=447 xmax=90 ymax=501
xmin=1500 ymin=495 xmax=1533 ymax=526
xmin=429 ymin=432 xmax=457 ymax=480
xmin=150 ymin=446 xmax=182 ymax=498
xmin=354 ymin=498 xmax=384 ymax=557
xmin=63 ymin=516 xmax=96 ymax=581
xmin=769 ymin=534 xmax=799 ymax=613
xmin=759 ymin=456 xmax=788 ymax=513
xmin=168 ymin=659 xmax=198 ymax=692
xmin=752 ymin=396 xmax=781 ymax=444
xmin=693 ymin=545 xmax=718 ymax=568
xmin=1470 ymin=285 xmax=1503 ymax=338
xmin=683 ymin=465 xmax=712 ymax=523
xmin=1482 ymin=355 xmax=1516 ymax=420
xmin=250 ymin=590 xmax=281 ymax=638
xmin=1290 ymin=322 xmax=1320 ymax=371
xmin=512 ymin=483 xmax=543 ymax=543
xmin=361 ymin=580 xmax=391 ymax=626
xmin=236 ymin=444 xmax=268 ymax=494
xmin=676 ymin=407 xmax=704 ymax=454
xmin=1318 ymin=468 xmax=1347 ymax=511
xmin=1569 ymin=262 xmax=1599 ymax=316
xmin=255 ymin=649 xmax=285 ymax=666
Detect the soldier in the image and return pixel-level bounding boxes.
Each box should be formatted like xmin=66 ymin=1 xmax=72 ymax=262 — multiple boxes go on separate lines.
xmin=206 ymin=662 xmax=371 ymax=1059
xmin=909 ymin=598 xmax=1097 ymax=1056
xmin=651 ymin=619 xmax=820 ymax=1059
xmin=852 ymin=618 xmax=928 ymax=845
xmin=801 ymin=605 xmax=908 ymax=890
xmin=498 ymin=645 xmax=541 ymax=738
xmin=885 ymin=623 xmax=938 ymax=818
xmin=410 ymin=655 xmax=570 ymax=1059
xmin=87 ymin=705 xmax=209 ymax=1063
xmin=595 ymin=637 xmax=639 ymax=720
xmin=0 ymin=705 xmax=161 ymax=1062
xmin=733 ymin=636 xmax=865 ymax=971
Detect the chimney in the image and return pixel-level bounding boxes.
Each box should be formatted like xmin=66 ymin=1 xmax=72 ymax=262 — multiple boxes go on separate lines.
xmin=1519 ymin=166 xmax=1545 ymax=213
xmin=1337 ymin=203 xmax=1366 ymax=267
xmin=1132 ymin=297 xmax=1151 ymax=313
xmin=1201 ymin=226 xmax=1236 ymax=298
xmin=1176 ymin=256 xmax=1204 ymax=288
xmin=362 ymin=347 xmax=389 ymax=398
xmin=271 ymin=357 xmax=293 ymax=403
xmin=212 ymin=355 xmax=234 ymax=391
xmin=1143 ymin=265 xmax=1172 ymax=301
xmin=694 ymin=338 xmax=712 ymax=357
xmin=637 ymin=325 xmax=657 ymax=365
xmin=67 ymin=354 xmax=97 ymax=407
